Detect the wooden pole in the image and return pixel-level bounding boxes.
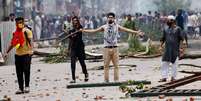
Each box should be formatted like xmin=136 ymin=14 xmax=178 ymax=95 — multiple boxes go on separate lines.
xmin=67 ymin=80 xmax=151 ymax=89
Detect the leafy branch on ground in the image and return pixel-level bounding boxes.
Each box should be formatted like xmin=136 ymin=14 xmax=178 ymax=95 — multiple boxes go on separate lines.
xmin=41 ymin=46 xmax=68 ymax=63
xmin=125 ymin=37 xmax=160 ymax=56
xmin=119 ymin=80 xmax=146 ymax=97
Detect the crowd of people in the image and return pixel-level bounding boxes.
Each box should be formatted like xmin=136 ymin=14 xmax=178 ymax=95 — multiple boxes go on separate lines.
xmin=2 ymin=9 xmax=201 ymax=95
xmin=20 ymin=10 xmax=200 ymax=42
xmin=4 ymin=9 xmax=201 ymax=42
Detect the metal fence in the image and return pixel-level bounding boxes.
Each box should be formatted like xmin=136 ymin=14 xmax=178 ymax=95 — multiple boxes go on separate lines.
xmin=0 ymin=21 xmax=16 ymax=65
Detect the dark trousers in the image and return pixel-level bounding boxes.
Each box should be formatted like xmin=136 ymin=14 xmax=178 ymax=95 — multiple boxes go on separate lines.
xmin=182 ymin=30 xmax=188 ymax=46
xmin=15 ymin=54 xmax=32 ymax=91
xmin=199 ymin=25 xmax=201 ymax=36
xmin=70 ymin=49 xmax=88 ymax=80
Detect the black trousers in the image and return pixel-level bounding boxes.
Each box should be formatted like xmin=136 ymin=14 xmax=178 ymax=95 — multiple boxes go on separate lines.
xmin=70 ymin=49 xmax=88 ymax=80
xmin=15 ymin=54 xmax=32 ymax=91
xmin=182 ymin=30 xmax=188 ymax=46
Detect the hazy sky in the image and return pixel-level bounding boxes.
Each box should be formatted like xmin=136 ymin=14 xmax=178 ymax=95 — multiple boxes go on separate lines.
xmin=41 ymin=0 xmax=201 ymax=15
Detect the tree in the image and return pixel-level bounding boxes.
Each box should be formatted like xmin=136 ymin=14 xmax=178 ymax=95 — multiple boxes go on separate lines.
xmin=153 ymin=0 xmax=191 ymax=14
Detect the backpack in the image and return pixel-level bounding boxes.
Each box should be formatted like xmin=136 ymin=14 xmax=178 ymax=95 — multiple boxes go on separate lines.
xmin=24 ymin=28 xmax=32 ymax=47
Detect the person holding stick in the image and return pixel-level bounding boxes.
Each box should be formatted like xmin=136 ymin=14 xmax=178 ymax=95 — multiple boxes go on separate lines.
xmin=68 ymin=16 xmax=88 ymax=83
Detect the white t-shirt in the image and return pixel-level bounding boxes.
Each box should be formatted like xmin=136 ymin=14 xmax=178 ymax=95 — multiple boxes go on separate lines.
xmin=102 ymin=23 xmax=120 ymax=46
xmin=187 ymin=15 xmax=198 ymax=27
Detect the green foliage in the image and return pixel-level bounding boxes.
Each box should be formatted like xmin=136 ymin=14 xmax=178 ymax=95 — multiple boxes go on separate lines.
xmin=41 ymin=46 xmax=68 ymax=63
xmin=135 ymin=19 xmax=162 ymax=41
xmin=127 ymin=36 xmax=145 ymax=53
xmin=127 ymin=36 xmax=160 ymax=55
xmin=119 ymin=84 xmax=128 ymax=93
xmin=119 ymin=80 xmax=145 ymax=97
xmin=154 ymin=0 xmax=191 ymax=13
xmin=136 ymin=83 xmax=144 ymax=89
xmin=147 ymin=45 xmax=160 ymax=55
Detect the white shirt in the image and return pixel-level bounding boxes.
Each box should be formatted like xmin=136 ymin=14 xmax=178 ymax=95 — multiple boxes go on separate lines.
xmin=102 ymin=23 xmax=119 ymax=46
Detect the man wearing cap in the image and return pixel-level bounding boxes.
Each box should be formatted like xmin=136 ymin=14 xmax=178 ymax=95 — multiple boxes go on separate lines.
xmin=159 ymin=15 xmax=184 ymax=82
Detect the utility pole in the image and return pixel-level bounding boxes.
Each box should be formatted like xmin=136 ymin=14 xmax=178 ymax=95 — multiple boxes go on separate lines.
xmin=2 ymin=0 xmax=7 ymax=20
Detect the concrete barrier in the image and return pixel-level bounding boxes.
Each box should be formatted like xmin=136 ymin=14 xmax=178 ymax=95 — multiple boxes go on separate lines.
xmin=0 ymin=21 xmax=16 ymax=65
